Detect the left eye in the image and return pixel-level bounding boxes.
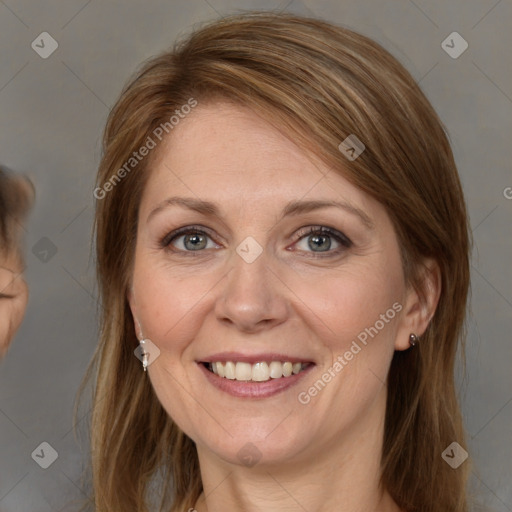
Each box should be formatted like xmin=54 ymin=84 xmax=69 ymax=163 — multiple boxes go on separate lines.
xmin=294 ymin=227 xmax=352 ymax=254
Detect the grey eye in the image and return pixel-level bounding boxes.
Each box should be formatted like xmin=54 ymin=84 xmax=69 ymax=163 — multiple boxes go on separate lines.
xmin=307 ymin=233 xmax=332 ymax=252
xmin=181 ymin=233 xmax=208 ymax=251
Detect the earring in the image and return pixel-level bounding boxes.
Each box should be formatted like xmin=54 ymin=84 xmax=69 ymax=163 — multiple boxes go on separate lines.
xmin=409 ymin=333 xmax=419 ymax=347
xmin=136 ymin=319 xmax=149 ymax=372
xmin=139 ymin=339 xmax=149 ymax=371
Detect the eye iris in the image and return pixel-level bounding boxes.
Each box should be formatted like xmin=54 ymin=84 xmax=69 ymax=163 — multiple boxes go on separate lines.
xmin=308 ymin=233 xmax=331 ymax=252
xmin=184 ymin=233 xmax=207 ymax=250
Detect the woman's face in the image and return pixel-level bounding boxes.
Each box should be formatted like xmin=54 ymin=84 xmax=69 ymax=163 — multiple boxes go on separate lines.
xmin=0 ymin=252 xmax=28 ymax=357
xmin=129 ymin=102 xmax=420 ymax=468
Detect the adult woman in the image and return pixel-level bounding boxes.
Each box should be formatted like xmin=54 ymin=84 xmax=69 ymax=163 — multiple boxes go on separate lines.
xmin=0 ymin=166 xmax=33 ymax=358
xmin=86 ymin=12 xmax=471 ymax=512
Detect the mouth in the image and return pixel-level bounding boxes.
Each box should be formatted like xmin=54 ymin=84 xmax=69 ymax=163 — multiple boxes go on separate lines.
xmin=197 ymin=359 xmax=315 ymax=399
xmin=200 ymin=360 xmax=313 ymax=382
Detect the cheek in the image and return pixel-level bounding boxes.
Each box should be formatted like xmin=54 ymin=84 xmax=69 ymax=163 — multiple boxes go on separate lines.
xmin=290 ymin=259 xmax=403 ymax=349
xmin=287 ymin=269 xmax=401 ymax=425
xmin=133 ymin=261 xmax=217 ymax=352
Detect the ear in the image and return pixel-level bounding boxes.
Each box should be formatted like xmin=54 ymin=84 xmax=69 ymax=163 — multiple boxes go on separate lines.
xmin=394 ymin=258 xmax=441 ymax=351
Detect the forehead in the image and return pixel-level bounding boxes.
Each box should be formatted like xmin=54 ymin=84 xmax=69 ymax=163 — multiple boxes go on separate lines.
xmin=140 ymin=102 xmax=374 ymax=214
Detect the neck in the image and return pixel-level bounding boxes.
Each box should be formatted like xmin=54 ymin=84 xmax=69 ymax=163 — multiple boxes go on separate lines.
xmin=193 ymin=387 xmax=401 ymax=512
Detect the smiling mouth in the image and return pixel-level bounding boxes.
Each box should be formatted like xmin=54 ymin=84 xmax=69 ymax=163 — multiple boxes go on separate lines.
xmin=201 ymin=361 xmax=313 ymax=382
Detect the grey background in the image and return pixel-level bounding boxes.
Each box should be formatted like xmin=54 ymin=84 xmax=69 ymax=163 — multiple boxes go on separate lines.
xmin=0 ymin=0 xmax=511 ymax=510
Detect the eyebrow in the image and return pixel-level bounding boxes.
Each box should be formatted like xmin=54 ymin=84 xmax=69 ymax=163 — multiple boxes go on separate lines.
xmin=147 ymin=197 xmax=374 ymax=229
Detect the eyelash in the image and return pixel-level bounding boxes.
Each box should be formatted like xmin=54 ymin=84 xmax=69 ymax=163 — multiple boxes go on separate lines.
xmin=160 ymin=225 xmax=352 ymax=258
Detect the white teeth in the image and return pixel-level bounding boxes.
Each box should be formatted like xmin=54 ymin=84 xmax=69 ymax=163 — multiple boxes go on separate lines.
xmin=269 ymin=361 xmax=283 ymax=378
xmin=282 ymin=362 xmax=293 ymax=377
xmin=235 ymin=362 xmax=252 ymax=381
xmin=252 ymin=362 xmax=269 ymax=382
xmin=225 ymin=361 xmax=236 ymax=379
xmin=216 ymin=361 xmax=225 ymax=378
xmin=207 ymin=361 xmax=309 ymax=381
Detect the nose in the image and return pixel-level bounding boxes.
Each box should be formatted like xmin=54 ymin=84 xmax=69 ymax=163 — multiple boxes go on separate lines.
xmin=214 ymin=249 xmax=289 ymax=333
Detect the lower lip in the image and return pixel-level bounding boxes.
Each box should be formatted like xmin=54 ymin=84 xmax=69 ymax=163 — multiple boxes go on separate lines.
xmin=197 ymin=362 xmax=314 ymax=399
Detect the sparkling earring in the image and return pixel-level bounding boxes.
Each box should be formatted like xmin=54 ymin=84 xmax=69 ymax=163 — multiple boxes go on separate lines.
xmin=139 ymin=339 xmax=149 ymax=371
xmin=137 ymin=319 xmax=149 ymax=372
xmin=409 ymin=333 xmax=419 ymax=347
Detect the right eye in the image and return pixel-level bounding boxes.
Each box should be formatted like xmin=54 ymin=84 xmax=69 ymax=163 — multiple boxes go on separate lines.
xmin=161 ymin=226 xmax=221 ymax=253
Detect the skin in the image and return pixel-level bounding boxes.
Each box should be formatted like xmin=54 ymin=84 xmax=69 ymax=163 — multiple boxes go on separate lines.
xmin=128 ymin=102 xmax=440 ymax=512
xmin=0 ymin=252 xmax=28 ymax=358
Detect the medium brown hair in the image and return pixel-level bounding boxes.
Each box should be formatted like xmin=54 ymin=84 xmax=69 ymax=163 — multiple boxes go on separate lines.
xmin=82 ymin=12 xmax=471 ymax=511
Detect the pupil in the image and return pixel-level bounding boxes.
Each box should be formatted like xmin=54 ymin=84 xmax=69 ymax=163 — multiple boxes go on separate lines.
xmin=308 ymin=234 xmax=331 ymax=252
xmin=185 ymin=233 xmax=206 ymax=250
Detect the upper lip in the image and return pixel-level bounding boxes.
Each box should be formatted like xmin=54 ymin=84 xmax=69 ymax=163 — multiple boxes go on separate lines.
xmin=197 ymin=352 xmax=315 ymax=364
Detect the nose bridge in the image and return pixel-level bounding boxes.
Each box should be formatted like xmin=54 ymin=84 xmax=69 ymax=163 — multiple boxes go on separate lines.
xmin=215 ymin=244 xmax=287 ymax=330
xmin=231 ymin=247 xmax=270 ymax=294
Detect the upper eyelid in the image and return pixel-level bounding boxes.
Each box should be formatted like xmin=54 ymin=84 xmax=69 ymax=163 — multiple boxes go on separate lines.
xmin=162 ymin=225 xmax=219 ymax=246
xmin=295 ymin=226 xmax=351 ymax=242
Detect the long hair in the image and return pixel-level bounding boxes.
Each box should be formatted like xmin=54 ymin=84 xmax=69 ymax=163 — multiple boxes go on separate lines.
xmin=81 ymin=12 xmax=471 ymax=511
